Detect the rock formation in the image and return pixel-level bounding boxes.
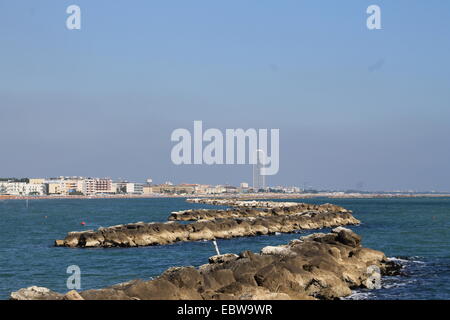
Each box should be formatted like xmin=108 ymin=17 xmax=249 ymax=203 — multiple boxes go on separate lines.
xmin=10 ymin=286 xmax=63 ymax=300
xmin=186 ymin=198 xmax=301 ymax=208
xmin=54 ymin=210 xmax=360 ymax=248
xmin=170 ymin=203 xmax=350 ymax=221
xmin=12 ymin=228 xmax=401 ymax=300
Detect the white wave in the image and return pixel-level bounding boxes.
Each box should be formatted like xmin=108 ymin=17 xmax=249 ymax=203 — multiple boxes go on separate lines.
xmin=382 ymin=278 xmax=416 ymax=289
xmin=388 ymin=257 xmax=409 ymax=263
xmin=383 ymin=282 xmax=406 ymax=289
xmin=343 ymin=291 xmax=373 ymax=300
xmin=388 ymin=257 xmax=425 ymax=264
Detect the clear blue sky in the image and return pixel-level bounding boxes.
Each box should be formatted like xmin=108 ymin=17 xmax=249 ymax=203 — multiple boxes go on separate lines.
xmin=1 ymin=0 xmax=450 ymax=191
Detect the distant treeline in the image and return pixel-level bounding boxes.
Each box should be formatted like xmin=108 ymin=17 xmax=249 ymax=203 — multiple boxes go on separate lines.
xmin=0 ymin=178 xmax=30 ymax=183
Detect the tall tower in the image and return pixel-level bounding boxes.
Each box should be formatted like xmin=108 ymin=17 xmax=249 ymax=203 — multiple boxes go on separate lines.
xmin=252 ymin=149 xmax=266 ymax=191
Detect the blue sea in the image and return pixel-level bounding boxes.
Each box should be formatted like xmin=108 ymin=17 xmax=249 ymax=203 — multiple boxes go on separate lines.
xmin=0 ymin=197 xmax=449 ymax=300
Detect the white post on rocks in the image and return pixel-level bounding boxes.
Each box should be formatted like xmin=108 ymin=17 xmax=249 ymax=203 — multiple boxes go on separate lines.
xmin=212 ymin=240 xmax=221 ymax=256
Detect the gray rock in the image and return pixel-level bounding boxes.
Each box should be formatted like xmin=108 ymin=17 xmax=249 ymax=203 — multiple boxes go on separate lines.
xmin=10 ymin=286 xmax=63 ymax=300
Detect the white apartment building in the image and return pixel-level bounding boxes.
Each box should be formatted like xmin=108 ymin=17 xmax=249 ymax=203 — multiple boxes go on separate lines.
xmin=284 ymin=186 xmax=301 ymax=193
xmin=194 ymin=184 xmax=210 ymax=194
xmin=240 ymin=182 xmax=249 ymax=189
xmin=125 ymin=183 xmax=144 ymax=194
xmin=0 ymin=182 xmax=46 ymax=196
xmin=205 ymin=185 xmax=227 ymax=194
xmin=26 ymin=183 xmax=47 ymax=195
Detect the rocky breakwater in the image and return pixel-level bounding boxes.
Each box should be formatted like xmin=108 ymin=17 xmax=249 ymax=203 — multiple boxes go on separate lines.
xmin=13 ymin=228 xmax=401 ymax=300
xmin=186 ymin=198 xmax=301 ymax=208
xmin=55 ymin=210 xmax=360 ymax=248
xmin=170 ymin=203 xmax=351 ymax=221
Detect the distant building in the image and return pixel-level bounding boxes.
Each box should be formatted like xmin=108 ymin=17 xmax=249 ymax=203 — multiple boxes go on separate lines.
xmin=64 ymin=179 xmax=84 ymax=194
xmin=194 ymin=184 xmax=210 ymax=194
xmin=46 ymin=177 xmax=85 ymax=195
xmin=126 ymin=183 xmax=144 ymax=194
xmin=142 ymin=185 xmax=153 ymax=195
xmin=29 ymin=178 xmax=45 ymax=185
xmin=285 ymin=186 xmax=301 ymax=193
xmin=137 ymin=184 xmax=144 ymax=194
xmin=0 ymin=182 xmax=46 ymax=196
xmin=224 ymin=186 xmax=238 ymax=193
xmin=238 ymin=182 xmax=251 ymax=193
xmin=7 ymin=182 xmax=26 ymax=195
xmin=47 ymin=181 xmax=63 ymax=195
xmin=253 ymin=149 xmax=266 ymax=191
xmin=151 ymin=184 xmax=195 ymax=194
xmin=83 ymin=179 xmax=95 ymax=195
xmin=26 ymin=183 xmax=46 ymax=195
xmin=114 ymin=181 xmax=128 ymax=194
xmin=83 ymin=178 xmax=114 ymax=195
xmin=205 ymin=185 xmax=226 ymax=194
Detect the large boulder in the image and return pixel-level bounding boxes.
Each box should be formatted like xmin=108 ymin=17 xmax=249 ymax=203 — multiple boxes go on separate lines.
xmin=209 ymin=253 xmax=239 ymax=264
xmin=10 ymin=286 xmax=63 ymax=300
xmin=63 ymin=290 xmax=84 ymax=300
xmin=332 ymin=227 xmax=361 ymax=247
xmin=260 ymin=245 xmax=295 ymax=257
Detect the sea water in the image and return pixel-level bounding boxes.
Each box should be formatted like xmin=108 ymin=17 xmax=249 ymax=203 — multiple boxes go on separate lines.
xmin=0 ymin=197 xmax=449 ymax=299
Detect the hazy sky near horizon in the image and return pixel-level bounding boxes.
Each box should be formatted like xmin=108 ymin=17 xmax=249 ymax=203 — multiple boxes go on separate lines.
xmin=1 ymin=0 xmax=450 ymax=191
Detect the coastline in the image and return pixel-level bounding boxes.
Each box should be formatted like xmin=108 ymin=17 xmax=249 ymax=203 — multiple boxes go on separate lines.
xmin=2 ymin=192 xmax=450 ymax=201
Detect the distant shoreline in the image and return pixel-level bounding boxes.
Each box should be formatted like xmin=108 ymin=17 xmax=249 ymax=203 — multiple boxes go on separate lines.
xmin=1 ymin=192 xmax=450 ymax=201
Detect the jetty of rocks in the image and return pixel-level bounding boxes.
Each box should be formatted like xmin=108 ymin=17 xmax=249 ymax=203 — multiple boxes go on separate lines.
xmin=14 ymin=228 xmax=401 ymax=300
xmin=170 ymin=202 xmax=350 ymax=221
xmin=54 ymin=199 xmax=359 ymax=248
xmin=54 ymin=210 xmax=360 ymax=248
xmin=186 ymin=198 xmax=301 ymax=208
